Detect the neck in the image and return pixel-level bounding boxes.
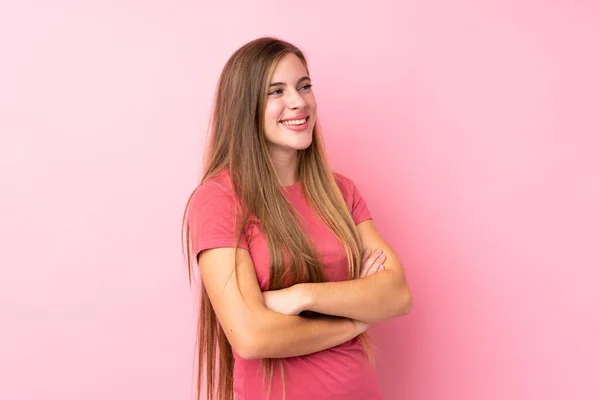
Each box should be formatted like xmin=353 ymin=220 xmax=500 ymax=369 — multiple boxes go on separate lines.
xmin=269 ymin=148 xmax=299 ymax=186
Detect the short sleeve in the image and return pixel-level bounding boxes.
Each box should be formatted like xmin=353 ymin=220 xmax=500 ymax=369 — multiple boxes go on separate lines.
xmin=335 ymin=173 xmax=373 ymax=225
xmin=187 ymin=181 xmax=249 ymax=258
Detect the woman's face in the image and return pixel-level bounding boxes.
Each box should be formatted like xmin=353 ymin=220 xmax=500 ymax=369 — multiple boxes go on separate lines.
xmin=263 ymin=53 xmax=317 ymax=157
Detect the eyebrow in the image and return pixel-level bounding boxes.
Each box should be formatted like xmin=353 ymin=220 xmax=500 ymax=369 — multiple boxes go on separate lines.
xmin=269 ymin=76 xmax=311 ymax=87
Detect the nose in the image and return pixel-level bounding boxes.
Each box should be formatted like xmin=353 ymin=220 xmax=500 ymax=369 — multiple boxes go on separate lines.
xmin=286 ymin=88 xmax=307 ymax=110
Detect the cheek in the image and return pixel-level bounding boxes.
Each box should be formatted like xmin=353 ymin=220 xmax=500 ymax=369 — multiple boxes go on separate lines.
xmin=264 ymin=101 xmax=283 ymax=124
xmin=305 ymin=94 xmax=317 ymax=112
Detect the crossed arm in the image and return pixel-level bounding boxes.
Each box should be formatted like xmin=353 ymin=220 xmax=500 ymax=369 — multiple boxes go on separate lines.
xmin=263 ymin=219 xmax=413 ymax=324
xmin=197 ymin=219 xmax=412 ymax=360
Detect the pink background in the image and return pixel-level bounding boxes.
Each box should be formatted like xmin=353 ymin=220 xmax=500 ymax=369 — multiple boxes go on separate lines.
xmin=1 ymin=1 xmax=598 ymax=399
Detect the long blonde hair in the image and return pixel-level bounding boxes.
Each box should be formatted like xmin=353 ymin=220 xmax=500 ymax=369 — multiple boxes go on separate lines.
xmin=182 ymin=37 xmax=373 ymax=400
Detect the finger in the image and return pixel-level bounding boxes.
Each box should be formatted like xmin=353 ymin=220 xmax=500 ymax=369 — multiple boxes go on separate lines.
xmin=366 ymin=254 xmax=387 ymax=277
xmin=363 ymin=249 xmax=382 ymax=273
xmin=360 ymin=249 xmax=373 ymax=278
xmin=361 ymin=249 xmax=386 ymax=277
xmin=366 ymin=254 xmax=385 ymax=276
xmin=360 ymin=258 xmax=371 ymax=278
xmin=361 ymin=248 xmax=372 ymax=265
xmin=366 ymin=249 xmax=383 ymax=266
xmin=360 ymin=250 xmax=374 ymax=278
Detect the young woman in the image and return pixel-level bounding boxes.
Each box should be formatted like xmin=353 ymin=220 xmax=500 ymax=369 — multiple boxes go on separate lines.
xmin=183 ymin=37 xmax=413 ymax=400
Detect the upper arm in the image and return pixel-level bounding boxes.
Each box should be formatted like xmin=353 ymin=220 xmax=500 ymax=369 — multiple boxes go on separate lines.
xmin=197 ymin=247 xmax=267 ymax=358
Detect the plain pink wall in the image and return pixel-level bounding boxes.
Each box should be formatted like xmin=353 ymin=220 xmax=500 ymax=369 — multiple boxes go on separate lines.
xmin=1 ymin=1 xmax=598 ymax=399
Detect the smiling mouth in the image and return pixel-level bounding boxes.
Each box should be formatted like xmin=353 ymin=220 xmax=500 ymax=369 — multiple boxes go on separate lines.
xmin=280 ymin=116 xmax=309 ymax=126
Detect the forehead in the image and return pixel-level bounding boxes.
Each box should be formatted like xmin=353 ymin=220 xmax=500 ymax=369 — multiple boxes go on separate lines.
xmin=270 ymin=53 xmax=308 ymax=81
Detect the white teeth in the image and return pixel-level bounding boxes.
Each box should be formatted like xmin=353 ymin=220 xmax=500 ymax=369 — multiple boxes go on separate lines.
xmin=281 ymin=118 xmax=307 ymax=125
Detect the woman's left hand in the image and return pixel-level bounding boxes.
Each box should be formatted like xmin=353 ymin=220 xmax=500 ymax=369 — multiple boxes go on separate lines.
xmin=262 ymin=286 xmax=307 ymax=316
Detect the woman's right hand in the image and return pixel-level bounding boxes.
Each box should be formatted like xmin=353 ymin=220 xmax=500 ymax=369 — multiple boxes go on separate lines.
xmin=360 ymin=248 xmax=387 ymax=278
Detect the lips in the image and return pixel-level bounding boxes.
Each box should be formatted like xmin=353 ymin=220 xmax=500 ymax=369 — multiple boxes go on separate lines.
xmin=280 ymin=113 xmax=309 ymax=123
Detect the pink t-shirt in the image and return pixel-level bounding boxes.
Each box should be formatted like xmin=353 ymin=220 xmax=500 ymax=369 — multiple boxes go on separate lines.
xmin=188 ymin=169 xmax=383 ymax=400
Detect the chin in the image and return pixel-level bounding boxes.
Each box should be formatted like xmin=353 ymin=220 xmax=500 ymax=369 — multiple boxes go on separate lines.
xmin=291 ymin=136 xmax=313 ymax=150
xmin=267 ymin=127 xmax=314 ymax=152
xmin=294 ymin=142 xmax=312 ymax=151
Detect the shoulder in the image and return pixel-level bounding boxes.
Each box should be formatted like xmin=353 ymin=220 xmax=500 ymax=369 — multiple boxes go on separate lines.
xmin=332 ymin=172 xmax=371 ymax=222
xmin=332 ymin=171 xmax=359 ymax=196
xmin=192 ymin=169 xmax=234 ymax=197
xmin=333 ymin=171 xmax=350 ymax=187
xmin=188 ymin=169 xmax=239 ymax=215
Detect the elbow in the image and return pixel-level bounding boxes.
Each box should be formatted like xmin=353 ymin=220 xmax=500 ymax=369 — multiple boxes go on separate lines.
xmin=229 ymin=309 xmax=281 ymax=360
xmin=391 ymin=286 xmax=413 ymax=318
xmin=233 ymin=339 xmax=262 ymax=361
xmin=235 ymin=344 xmax=261 ymax=361
xmin=399 ymin=291 xmax=413 ymax=315
xmin=230 ymin=327 xmax=267 ymax=361
xmin=372 ymin=277 xmax=413 ymax=323
xmin=392 ymin=269 xmax=414 ymax=317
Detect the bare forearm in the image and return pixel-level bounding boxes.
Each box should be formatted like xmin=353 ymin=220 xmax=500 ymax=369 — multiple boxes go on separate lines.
xmin=299 ymin=270 xmax=412 ymax=324
xmin=248 ymin=312 xmax=359 ymax=359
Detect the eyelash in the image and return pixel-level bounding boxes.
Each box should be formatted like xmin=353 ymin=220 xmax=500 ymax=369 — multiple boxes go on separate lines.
xmin=268 ymin=84 xmax=313 ymax=96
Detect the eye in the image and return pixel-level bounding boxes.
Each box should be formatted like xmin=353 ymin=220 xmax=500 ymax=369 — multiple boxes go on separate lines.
xmin=268 ymin=88 xmax=283 ymax=96
xmin=299 ymin=84 xmax=313 ymax=91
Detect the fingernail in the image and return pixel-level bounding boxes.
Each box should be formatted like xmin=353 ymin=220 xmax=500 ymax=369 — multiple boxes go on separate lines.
xmin=375 ymin=249 xmax=383 ymax=254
